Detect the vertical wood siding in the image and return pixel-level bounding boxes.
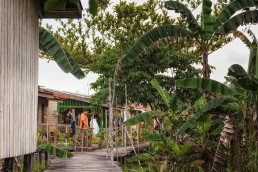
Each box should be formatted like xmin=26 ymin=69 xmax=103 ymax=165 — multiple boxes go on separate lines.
xmin=47 ymin=100 xmax=58 ymax=132
xmin=0 ymin=0 xmax=38 ymax=159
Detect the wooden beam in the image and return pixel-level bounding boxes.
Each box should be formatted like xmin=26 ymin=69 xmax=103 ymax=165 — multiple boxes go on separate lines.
xmin=4 ymin=157 xmax=14 ymax=172
xmin=23 ymin=153 xmax=33 ymax=172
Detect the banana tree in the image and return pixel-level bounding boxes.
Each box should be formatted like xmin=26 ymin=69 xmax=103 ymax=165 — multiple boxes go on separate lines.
xmin=117 ymin=0 xmax=258 ymax=78
xmin=175 ymin=63 xmax=258 ymax=171
xmin=39 ymin=27 xmax=85 ymax=79
xmin=123 ymin=79 xmax=216 ymax=171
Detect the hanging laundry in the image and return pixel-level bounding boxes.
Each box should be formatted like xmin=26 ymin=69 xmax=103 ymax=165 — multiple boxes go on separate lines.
xmin=92 ymin=118 xmax=99 ymax=135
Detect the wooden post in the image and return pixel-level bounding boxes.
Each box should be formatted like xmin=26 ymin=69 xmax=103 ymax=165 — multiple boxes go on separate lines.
xmin=46 ymin=109 xmax=49 ymax=144
xmin=115 ymin=118 xmax=118 ymax=161
xmin=23 ymin=153 xmax=33 ymax=172
xmin=4 ymin=157 xmax=14 ymax=172
xmin=81 ymin=129 xmax=84 ymax=152
xmin=39 ymin=150 xmax=42 ymax=166
xmin=45 ymin=151 xmax=49 ymax=168
xmin=53 ymin=113 xmax=58 ymax=159
xmin=108 ymin=79 xmax=114 ymax=165
xmin=89 ymin=128 xmax=93 ymax=148
xmin=124 ymin=84 xmax=128 ymax=148
xmin=86 ymin=129 xmax=89 ymax=150
xmin=136 ymin=111 xmax=140 ymax=153
xmin=105 ymin=110 xmax=108 ymax=159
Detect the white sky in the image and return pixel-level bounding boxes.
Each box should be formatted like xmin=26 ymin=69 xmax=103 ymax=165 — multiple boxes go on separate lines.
xmin=39 ymin=0 xmax=256 ymax=95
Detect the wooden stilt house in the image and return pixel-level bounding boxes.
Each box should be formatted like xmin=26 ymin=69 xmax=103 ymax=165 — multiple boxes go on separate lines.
xmin=0 ymin=0 xmax=82 ymax=170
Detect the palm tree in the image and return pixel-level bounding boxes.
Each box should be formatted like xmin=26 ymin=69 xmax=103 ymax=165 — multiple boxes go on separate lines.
xmin=118 ymin=0 xmax=258 ymax=78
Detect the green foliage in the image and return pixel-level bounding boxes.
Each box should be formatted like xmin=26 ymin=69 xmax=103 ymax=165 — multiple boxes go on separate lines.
xmin=124 ymin=25 xmax=194 ymax=61
xmin=151 ymin=78 xmax=170 ymax=108
xmin=202 ymin=96 xmax=238 ymax=114
xmin=39 ymin=26 xmax=72 ymax=73
xmin=123 ymin=110 xmax=163 ymax=126
xmin=175 ymin=78 xmax=238 ymax=96
xmin=89 ymin=0 xmax=98 ymax=15
xmin=214 ymin=0 xmax=258 ymax=29
xmin=201 ymin=0 xmax=214 ymax=40
xmin=164 ymin=1 xmax=200 ymax=32
xmin=127 ymin=153 xmax=152 ymax=163
xmin=216 ymin=10 xmax=258 ymax=34
xmin=39 ymin=27 xmax=85 ymax=79
xmin=32 ymin=160 xmax=46 ymax=172
xmin=44 ymin=0 xmax=68 ymax=11
xmin=228 ymin=64 xmax=258 ymax=91
xmin=38 ymin=143 xmax=73 ymax=158
xmin=144 ymin=133 xmax=167 ymax=142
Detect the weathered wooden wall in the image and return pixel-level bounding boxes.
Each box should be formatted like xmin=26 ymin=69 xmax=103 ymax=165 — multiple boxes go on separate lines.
xmin=0 ymin=0 xmax=38 ymax=159
xmin=47 ymin=100 xmax=58 ymax=132
xmin=38 ymin=97 xmax=48 ymax=124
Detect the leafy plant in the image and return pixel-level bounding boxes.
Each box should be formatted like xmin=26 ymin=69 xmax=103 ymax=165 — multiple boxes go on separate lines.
xmin=39 ymin=27 xmax=85 ymax=79
xmin=117 ymin=0 xmax=258 ymax=78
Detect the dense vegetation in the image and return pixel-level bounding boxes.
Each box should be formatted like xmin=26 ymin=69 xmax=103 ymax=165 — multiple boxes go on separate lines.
xmin=41 ymin=0 xmax=258 ymax=171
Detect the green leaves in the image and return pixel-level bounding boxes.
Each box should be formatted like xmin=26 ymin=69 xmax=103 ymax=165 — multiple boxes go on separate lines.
xmin=202 ymin=96 xmax=238 ymax=114
xmin=228 ymin=64 xmax=258 ymax=91
xmin=145 ymin=133 xmax=167 ymax=142
xmin=151 ymin=78 xmax=170 ymax=108
xmin=128 ymin=153 xmax=152 ymax=162
xmin=124 ymin=25 xmax=194 ymax=61
xmin=44 ymin=0 xmax=68 ymax=11
xmin=175 ymin=78 xmax=238 ymax=96
xmin=89 ymin=0 xmax=98 ymax=16
xmin=164 ymin=1 xmax=200 ymax=32
xmin=214 ymin=0 xmax=258 ymax=30
xmin=39 ymin=27 xmax=72 ymax=73
xmin=123 ymin=110 xmax=163 ymax=126
xmin=216 ymin=10 xmax=258 ymax=34
xmin=39 ymin=27 xmax=85 ymax=79
xmin=38 ymin=143 xmax=73 ymax=158
xmin=201 ymin=0 xmax=214 ymax=40
xmin=65 ymin=50 xmax=85 ymax=79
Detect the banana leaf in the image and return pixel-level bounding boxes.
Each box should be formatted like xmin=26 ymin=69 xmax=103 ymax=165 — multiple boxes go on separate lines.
xmin=201 ymin=0 xmax=214 ymax=40
xmin=151 ymin=78 xmax=170 ymax=108
xmin=228 ymin=64 xmax=258 ymax=91
xmin=216 ymin=10 xmax=258 ymax=34
xmin=233 ymin=30 xmax=252 ymax=48
xmin=128 ymin=153 xmax=152 ymax=162
xmin=39 ymin=27 xmax=72 ymax=73
xmin=214 ymin=0 xmax=258 ymax=29
xmin=123 ymin=110 xmax=163 ymax=126
xmin=202 ymin=96 xmax=238 ymax=114
xmin=164 ymin=1 xmax=200 ymax=32
xmin=64 ymin=50 xmax=85 ymax=79
xmin=124 ymin=25 xmax=194 ymax=61
xmin=175 ymin=78 xmax=238 ymax=96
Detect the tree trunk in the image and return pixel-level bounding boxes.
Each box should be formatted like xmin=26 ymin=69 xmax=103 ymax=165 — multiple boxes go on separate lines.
xmin=233 ymin=127 xmax=242 ymax=172
xmin=203 ymin=51 xmax=210 ymax=78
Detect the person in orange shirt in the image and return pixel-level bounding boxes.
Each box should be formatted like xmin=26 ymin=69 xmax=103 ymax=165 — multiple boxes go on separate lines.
xmin=79 ymin=108 xmax=90 ymax=146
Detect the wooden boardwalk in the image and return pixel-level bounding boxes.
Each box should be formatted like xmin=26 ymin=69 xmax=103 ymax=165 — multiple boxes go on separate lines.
xmin=46 ymin=144 xmax=149 ymax=172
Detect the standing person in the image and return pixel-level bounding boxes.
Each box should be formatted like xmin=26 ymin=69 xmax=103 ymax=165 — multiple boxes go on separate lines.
xmin=79 ymin=108 xmax=90 ymax=146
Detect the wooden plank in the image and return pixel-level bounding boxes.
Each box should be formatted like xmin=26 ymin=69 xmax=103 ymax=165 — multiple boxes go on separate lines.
xmin=46 ymin=144 xmax=149 ymax=172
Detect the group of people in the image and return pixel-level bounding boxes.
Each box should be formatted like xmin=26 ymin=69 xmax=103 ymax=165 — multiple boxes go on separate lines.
xmin=68 ymin=108 xmax=99 ymax=147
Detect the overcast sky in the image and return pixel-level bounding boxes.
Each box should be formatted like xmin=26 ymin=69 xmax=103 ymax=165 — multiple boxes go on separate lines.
xmin=39 ymin=0 xmax=256 ymax=95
